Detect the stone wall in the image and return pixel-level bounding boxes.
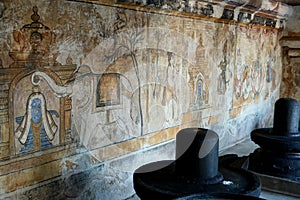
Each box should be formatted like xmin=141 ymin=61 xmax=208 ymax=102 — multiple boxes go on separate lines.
xmin=0 ymin=0 xmax=290 ymax=199
xmin=280 ymin=6 xmax=300 ymax=100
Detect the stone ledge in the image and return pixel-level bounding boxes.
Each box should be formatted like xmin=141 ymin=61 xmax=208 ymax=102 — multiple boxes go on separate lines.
xmin=69 ymin=0 xmax=293 ymax=28
xmin=290 ymin=57 xmax=300 ymax=64
xmin=0 ymin=143 xmax=77 ymax=169
xmin=280 ymin=36 xmax=300 ymax=48
xmin=253 ymin=171 xmax=300 ymax=197
xmin=289 ymin=49 xmax=300 ymax=57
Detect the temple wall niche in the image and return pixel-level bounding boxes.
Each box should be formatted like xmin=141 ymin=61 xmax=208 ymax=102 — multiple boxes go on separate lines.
xmin=0 ymin=0 xmax=288 ymax=199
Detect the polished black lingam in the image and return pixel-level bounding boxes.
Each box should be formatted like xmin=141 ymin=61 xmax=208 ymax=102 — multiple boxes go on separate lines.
xmin=249 ymin=98 xmax=300 ymax=181
xmin=133 ymin=128 xmax=262 ymax=199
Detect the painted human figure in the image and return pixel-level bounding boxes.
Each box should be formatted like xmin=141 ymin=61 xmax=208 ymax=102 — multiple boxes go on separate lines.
xmin=218 ymin=41 xmax=229 ymax=95
xmin=217 ymin=59 xmax=227 ymax=95
xmin=15 ymin=89 xmax=59 ymax=153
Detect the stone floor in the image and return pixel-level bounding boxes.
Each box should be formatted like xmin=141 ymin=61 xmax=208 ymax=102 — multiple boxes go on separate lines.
xmin=130 ymin=138 xmax=300 ymax=200
xmin=221 ymin=138 xmax=299 ymax=200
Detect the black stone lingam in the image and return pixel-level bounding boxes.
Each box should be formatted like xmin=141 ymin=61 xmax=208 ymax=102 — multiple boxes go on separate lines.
xmin=249 ymin=98 xmax=300 ymax=181
xmin=133 ymin=128 xmax=262 ymax=199
xmin=175 ymin=128 xmax=223 ymax=184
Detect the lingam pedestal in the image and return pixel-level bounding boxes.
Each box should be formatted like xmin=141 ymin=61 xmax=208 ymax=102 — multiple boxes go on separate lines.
xmin=133 ymin=128 xmax=262 ymax=199
xmin=249 ymin=98 xmax=300 ymax=182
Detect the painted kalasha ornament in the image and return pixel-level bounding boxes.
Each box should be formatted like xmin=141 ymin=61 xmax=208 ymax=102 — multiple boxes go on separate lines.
xmin=249 ymin=98 xmax=300 ymax=182
xmin=133 ymin=128 xmax=262 ymax=199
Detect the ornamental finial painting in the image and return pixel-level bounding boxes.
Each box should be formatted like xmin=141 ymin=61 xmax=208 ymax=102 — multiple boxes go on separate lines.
xmin=9 ymin=6 xmax=57 ymax=68
xmin=0 ymin=6 xmax=78 ymax=158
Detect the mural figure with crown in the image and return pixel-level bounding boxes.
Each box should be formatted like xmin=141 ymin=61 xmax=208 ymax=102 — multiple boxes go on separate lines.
xmin=15 ymin=86 xmax=59 ymax=153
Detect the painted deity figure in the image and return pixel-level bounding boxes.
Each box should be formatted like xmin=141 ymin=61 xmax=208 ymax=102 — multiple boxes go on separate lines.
xmin=15 ymin=87 xmax=59 ymax=153
xmin=195 ymin=79 xmax=204 ymax=107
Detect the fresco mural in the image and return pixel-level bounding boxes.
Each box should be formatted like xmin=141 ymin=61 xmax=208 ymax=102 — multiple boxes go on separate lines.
xmin=64 ymin=1 xmax=284 ymax=156
xmin=15 ymin=87 xmax=59 ymax=153
xmin=103 ymin=10 xmax=146 ymax=135
xmin=216 ymin=39 xmax=231 ymax=95
xmin=0 ymin=6 xmax=78 ymax=158
xmin=190 ymin=70 xmax=208 ymax=109
xmin=232 ymin=25 xmax=280 ymax=106
xmin=263 ymin=29 xmax=279 ymax=93
xmin=209 ymin=23 xmax=235 ymax=97
xmin=0 ymin=0 xmax=288 ymax=198
xmin=14 ymin=79 xmax=60 ymax=154
xmin=96 ymin=73 xmax=121 ymax=108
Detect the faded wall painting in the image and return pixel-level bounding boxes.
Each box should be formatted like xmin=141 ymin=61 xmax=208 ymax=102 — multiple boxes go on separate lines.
xmin=0 ymin=6 xmax=77 ymax=158
xmin=0 ymin=0 xmax=287 ymax=197
xmin=96 ymin=73 xmax=121 ymax=108
xmin=68 ymin=4 xmax=283 ymax=152
xmin=233 ymin=26 xmax=280 ymax=107
xmin=14 ymin=77 xmax=60 ymax=154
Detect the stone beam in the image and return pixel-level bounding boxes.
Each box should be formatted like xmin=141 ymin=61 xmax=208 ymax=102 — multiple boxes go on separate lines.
xmin=280 ymin=37 xmax=300 ymax=48
xmin=69 ymin=0 xmax=293 ymax=28
xmin=277 ymin=0 xmax=300 ymax=6
xmin=288 ymin=49 xmax=300 ymax=57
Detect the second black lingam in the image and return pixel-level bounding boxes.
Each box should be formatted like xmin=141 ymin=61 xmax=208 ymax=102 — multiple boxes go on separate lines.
xmin=133 ymin=128 xmax=261 ymax=199
xmin=249 ymin=98 xmax=300 ymax=181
